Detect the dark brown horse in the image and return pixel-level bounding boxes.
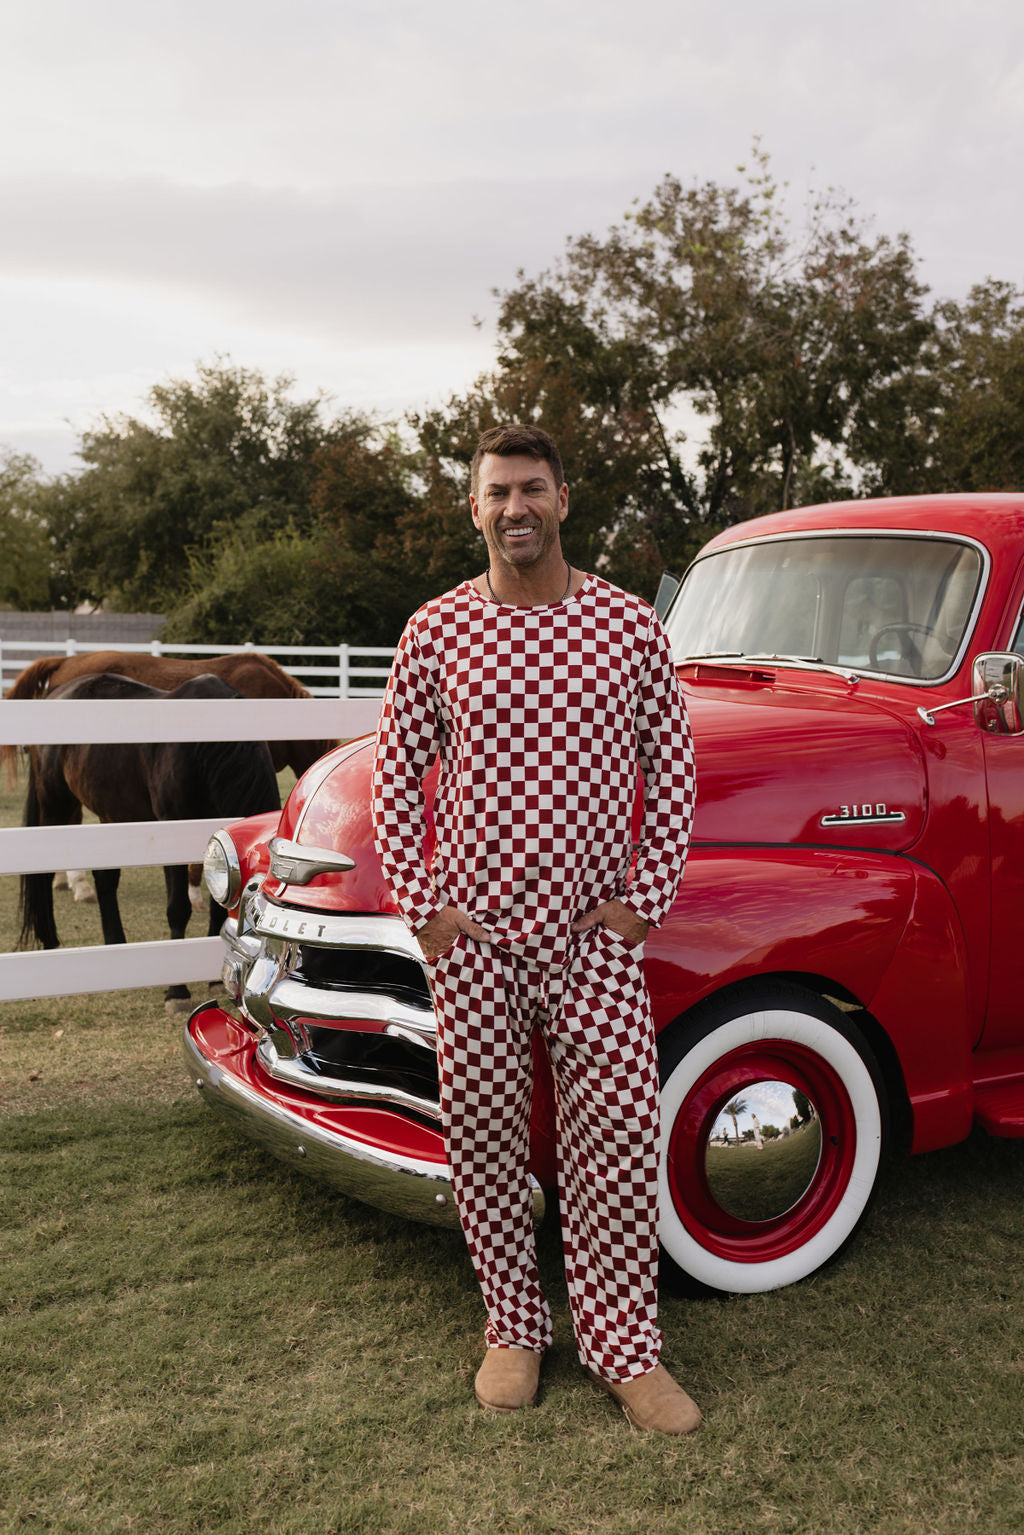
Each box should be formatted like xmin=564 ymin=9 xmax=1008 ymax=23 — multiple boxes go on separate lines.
xmin=17 ymin=673 xmax=282 ymax=1010
xmin=2 ymin=648 xmax=338 ymax=779
xmin=4 ymin=647 xmax=337 ymax=902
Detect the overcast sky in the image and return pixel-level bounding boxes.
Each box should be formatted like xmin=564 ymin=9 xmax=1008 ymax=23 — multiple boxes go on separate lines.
xmin=2 ymin=0 xmax=1022 ymax=474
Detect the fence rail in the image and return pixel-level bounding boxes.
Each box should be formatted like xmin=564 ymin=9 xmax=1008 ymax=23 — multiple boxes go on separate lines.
xmin=0 ymin=638 xmax=395 ymax=699
xmin=1 ymin=696 xmax=380 ymax=1002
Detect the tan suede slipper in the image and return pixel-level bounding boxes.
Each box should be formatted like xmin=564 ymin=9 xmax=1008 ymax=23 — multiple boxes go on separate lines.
xmin=474 ymin=1346 xmax=542 ymax=1411
xmin=587 ymin=1363 xmax=701 ymax=1435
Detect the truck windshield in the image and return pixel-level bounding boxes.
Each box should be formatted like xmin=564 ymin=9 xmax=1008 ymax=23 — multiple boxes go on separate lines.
xmin=666 ymin=534 xmax=983 ymax=681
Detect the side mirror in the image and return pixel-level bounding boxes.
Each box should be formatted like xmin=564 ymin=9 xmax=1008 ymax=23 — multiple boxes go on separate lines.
xmin=654 ymin=571 xmax=680 ymax=621
xmin=973 ymin=652 xmax=1024 ymax=735
xmin=917 ymin=652 xmax=1024 ymax=734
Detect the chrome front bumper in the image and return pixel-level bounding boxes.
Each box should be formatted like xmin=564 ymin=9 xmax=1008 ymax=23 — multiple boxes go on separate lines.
xmin=183 ymin=1003 xmax=546 ymax=1229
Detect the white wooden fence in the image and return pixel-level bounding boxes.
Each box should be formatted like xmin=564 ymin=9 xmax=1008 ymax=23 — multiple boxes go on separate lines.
xmin=0 ymin=638 xmax=396 ymax=698
xmin=0 ymin=695 xmax=382 ymax=1002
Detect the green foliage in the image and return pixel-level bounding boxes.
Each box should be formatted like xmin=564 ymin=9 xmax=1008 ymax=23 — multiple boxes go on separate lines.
xmin=305 ymin=419 xmax=441 ymax=644
xmin=160 ymin=518 xmax=327 ymax=645
xmin=0 ymin=449 xmax=51 ymax=609
xmin=858 ymin=278 xmax=1024 ymax=495
xmin=164 ymin=414 xmax=434 ymax=647
xmin=41 ymin=360 xmax=334 ymax=612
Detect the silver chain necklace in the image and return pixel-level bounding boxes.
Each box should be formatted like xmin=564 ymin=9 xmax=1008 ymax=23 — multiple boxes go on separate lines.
xmin=486 ymin=560 xmax=572 ymax=606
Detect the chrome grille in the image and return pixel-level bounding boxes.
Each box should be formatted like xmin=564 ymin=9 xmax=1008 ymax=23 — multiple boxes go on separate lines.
xmin=225 ymin=894 xmax=440 ymax=1120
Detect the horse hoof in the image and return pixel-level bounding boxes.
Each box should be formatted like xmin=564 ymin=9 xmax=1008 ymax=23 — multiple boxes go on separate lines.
xmin=164 ymin=997 xmax=193 ymax=1015
xmin=68 ymin=870 xmax=97 ymax=904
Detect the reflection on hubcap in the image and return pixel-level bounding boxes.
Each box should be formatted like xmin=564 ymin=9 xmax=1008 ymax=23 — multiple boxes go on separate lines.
xmin=705 ymin=1079 xmax=822 ymax=1222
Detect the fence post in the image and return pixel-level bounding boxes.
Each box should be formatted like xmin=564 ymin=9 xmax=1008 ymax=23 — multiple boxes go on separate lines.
xmin=66 ymin=638 xmax=78 ymax=656
xmin=338 ymin=644 xmax=350 ymax=700
xmin=150 ymin=638 xmax=162 ymax=655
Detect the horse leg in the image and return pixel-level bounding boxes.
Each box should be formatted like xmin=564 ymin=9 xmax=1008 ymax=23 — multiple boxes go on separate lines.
xmin=68 ymin=868 xmax=98 ymax=904
xmin=53 ymin=867 xmax=98 ymax=901
xmin=163 ymin=864 xmax=194 ymax=1013
xmin=92 ymin=869 xmax=128 ymax=945
xmin=18 ymin=745 xmax=79 ymax=950
xmin=187 ymin=860 xmax=206 ymax=911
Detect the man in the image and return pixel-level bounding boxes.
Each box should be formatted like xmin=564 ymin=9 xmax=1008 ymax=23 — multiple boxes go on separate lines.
xmin=372 ymin=424 xmax=698 ymax=1434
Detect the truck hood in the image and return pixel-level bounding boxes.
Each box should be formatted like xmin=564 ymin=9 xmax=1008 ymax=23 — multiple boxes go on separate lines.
xmin=683 ymin=675 xmax=926 ymax=850
xmin=261 ymin=676 xmax=926 ymax=911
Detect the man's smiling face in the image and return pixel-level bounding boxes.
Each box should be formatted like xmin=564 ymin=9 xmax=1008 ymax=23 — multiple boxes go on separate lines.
xmin=470 ymin=452 xmax=568 ymax=572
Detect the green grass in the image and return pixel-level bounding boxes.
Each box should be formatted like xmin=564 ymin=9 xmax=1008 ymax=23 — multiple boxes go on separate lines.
xmin=705 ymin=1124 xmax=822 ymax=1222
xmin=3 ymin=765 xmax=1024 ymax=1532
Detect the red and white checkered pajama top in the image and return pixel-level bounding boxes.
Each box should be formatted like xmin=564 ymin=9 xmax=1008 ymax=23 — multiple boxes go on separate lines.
xmin=372 ymin=574 xmax=696 ymax=967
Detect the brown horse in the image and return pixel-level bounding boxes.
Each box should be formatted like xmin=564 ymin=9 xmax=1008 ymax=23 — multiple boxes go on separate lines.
xmin=2 ymin=649 xmax=338 ymax=779
xmin=3 ymin=648 xmax=338 ymax=901
xmin=17 ymin=673 xmax=282 ymax=1011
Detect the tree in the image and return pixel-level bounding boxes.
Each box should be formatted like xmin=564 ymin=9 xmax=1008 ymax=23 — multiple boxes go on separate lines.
xmin=485 ymin=145 xmax=934 ymax=580
xmin=722 ymin=1098 xmax=748 ymax=1145
xmin=0 ymin=449 xmax=51 ymax=609
xmin=412 ymin=288 xmax=705 ymax=602
xmin=858 ymin=279 xmax=1024 ymax=495
xmin=43 ymin=360 xmax=334 ymax=612
xmin=158 ymin=522 xmax=327 ymax=646
xmin=305 ymin=419 xmax=434 ymax=644
xmin=163 ymin=415 xmax=432 ymax=647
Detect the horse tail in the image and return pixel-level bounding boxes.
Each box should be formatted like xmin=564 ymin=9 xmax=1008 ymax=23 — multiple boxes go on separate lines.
xmin=4 ymin=655 xmax=66 ymax=700
xmin=18 ymin=756 xmax=60 ymax=950
xmin=2 ymin=657 xmax=67 ymax=784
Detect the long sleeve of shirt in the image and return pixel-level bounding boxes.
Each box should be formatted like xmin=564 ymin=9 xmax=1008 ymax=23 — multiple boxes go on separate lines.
xmin=620 ymin=612 xmax=696 ymax=927
xmin=372 ymin=622 xmax=446 ymax=933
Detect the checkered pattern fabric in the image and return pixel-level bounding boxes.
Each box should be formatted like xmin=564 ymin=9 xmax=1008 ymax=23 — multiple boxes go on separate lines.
xmin=371 ymin=574 xmax=695 ymax=1378
xmin=430 ymin=926 xmax=662 ymax=1380
xmin=372 ymin=576 xmax=696 ymax=965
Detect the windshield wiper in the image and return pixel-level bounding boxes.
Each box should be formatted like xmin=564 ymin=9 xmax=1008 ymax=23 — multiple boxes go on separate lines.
xmin=682 ymin=651 xmax=860 ymax=682
xmin=741 ymin=652 xmax=825 ymax=665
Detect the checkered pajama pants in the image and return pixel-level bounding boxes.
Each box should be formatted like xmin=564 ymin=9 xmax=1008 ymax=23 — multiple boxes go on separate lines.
xmin=428 ymin=926 xmax=662 ymax=1382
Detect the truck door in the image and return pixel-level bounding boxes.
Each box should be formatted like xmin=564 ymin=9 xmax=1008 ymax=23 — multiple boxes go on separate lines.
xmin=979 ymin=601 xmax=1024 ymax=1050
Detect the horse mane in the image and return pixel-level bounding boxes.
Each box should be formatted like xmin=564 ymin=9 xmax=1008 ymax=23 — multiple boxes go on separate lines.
xmin=221 ymin=652 xmax=314 ymax=700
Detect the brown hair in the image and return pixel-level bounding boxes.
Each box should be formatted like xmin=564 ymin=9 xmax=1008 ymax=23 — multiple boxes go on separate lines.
xmin=470 ymin=424 xmax=564 ymax=498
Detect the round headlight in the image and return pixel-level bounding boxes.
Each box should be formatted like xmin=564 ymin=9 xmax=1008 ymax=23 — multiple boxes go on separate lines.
xmin=203 ymin=831 xmax=241 ymax=907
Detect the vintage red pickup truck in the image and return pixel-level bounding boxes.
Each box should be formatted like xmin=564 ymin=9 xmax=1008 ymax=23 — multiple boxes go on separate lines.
xmin=185 ymin=492 xmax=1024 ymax=1293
